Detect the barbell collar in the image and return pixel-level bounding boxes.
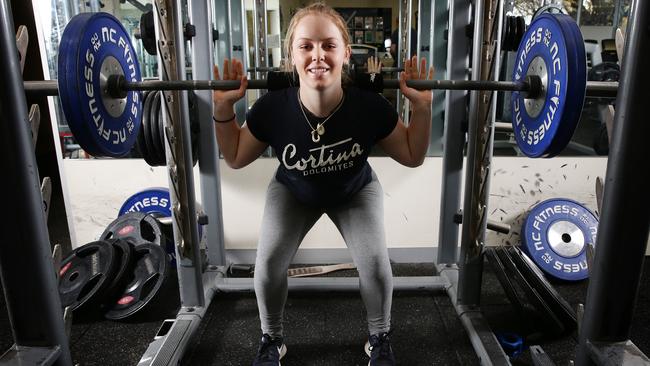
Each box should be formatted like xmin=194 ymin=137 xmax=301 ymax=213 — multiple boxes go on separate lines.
xmin=585 ymin=81 xmax=619 ymax=98
xmin=24 ymin=80 xmax=59 ymax=96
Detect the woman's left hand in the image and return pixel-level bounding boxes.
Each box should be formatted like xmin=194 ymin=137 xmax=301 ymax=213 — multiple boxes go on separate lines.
xmin=399 ymin=56 xmax=434 ymax=109
xmin=366 ymin=56 xmax=382 ymax=74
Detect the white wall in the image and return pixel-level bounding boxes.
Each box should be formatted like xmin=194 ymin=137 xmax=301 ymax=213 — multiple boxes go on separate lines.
xmin=580 ymin=25 xmax=614 ymax=43
xmin=62 ymin=156 xmax=650 ymax=257
xmin=64 ymin=157 xmax=441 ymax=248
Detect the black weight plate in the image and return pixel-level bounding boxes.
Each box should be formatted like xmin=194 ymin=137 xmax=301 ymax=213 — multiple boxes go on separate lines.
xmin=506 ymin=246 xmax=577 ymax=330
xmin=100 ymin=212 xmax=165 ymax=247
xmin=58 ymin=240 xmax=117 ymax=312
xmin=102 ymin=238 xmax=135 ymax=304
xmin=494 ymin=246 xmax=565 ymax=336
xmin=516 ymin=16 xmax=526 ymax=48
xmin=501 ymin=16 xmax=510 ymax=51
xmin=104 ymin=243 xmax=177 ymax=320
xmin=135 ymin=91 xmax=151 ymax=160
xmin=509 ymin=16 xmax=518 ymax=51
xmin=158 ymin=92 xmax=167 ymax=164
xmin=151 ymin=91 xmax=165 ymax=165
xmin=503 ymin=16 xmax=515 ymax=51
xmin=142 ymin=89 xmax=158 ymax=166
xmin=140 ymin=11 xmax=157 ymax=56
xmin=140 ymin=91 xmax=157 ymax=166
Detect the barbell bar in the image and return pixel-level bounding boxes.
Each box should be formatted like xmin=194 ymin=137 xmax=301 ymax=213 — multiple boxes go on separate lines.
xmin=23 ymin=76 xmax=618 ymax=98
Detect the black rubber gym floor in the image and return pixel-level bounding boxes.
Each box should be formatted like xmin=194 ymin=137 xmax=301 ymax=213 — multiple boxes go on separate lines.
xmin=1 ymin=259 xmax=649 ymax=365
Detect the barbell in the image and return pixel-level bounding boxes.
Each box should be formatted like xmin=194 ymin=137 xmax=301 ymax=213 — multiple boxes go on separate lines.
xmin=24 ymin=69 xmax=617 ymax=96
xmin=24 ymin=12 xmax=618 ymax=158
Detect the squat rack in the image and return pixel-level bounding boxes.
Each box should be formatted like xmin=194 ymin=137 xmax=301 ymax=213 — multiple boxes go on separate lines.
xmin=1 ymin=0 xmax=649 ymax=365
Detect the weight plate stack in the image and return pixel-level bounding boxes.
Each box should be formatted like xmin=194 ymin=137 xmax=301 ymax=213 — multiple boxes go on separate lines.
xmin=101 ymin=238 xmax=136 ymax=309
xmin=494 ymin=246 xmax=566 ymax=336
xmin=507 ymin=245 xmax=577 ymax=330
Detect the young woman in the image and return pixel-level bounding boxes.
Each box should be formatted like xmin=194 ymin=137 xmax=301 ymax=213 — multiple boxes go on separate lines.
xmin=212 ymin=3 xmax=433 ymax=365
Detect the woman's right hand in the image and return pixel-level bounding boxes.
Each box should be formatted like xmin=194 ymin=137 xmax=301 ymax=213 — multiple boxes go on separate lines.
xmin=212 ymin=58 xmax=248 ymax=115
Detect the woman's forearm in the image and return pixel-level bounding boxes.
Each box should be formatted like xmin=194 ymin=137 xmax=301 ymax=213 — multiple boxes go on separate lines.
xmin=213 ymin=103 xmax=241 ymax=166
xmin=405 ymin=102 xmax=432 ymax=164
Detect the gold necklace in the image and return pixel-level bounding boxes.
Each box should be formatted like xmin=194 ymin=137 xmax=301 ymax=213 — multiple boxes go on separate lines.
xmin=297 ymin=89 xmax=345 ymax=143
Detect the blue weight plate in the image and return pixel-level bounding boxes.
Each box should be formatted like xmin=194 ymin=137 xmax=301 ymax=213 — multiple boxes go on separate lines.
xmin=522 ymin=198 xmax=598 ymax=281
xmin=58 ymin=13 xmax=101 ymax=156
xmin=58 ymin=12 xmax=142 ymax=157
xmin=511 ymin=14 xmax=586 ymax=158
xmin=119 ymin=187 xmax=171 ymax=217
xmin=545 ymin=15 xmax=587 ymax=157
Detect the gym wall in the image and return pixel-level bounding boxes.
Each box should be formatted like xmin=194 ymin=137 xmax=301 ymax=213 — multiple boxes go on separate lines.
xmin=63 ymin=155 xmax=644 ymax=261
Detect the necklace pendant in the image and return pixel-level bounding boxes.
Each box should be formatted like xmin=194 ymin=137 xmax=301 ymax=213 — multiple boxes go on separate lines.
xmin=316 ymin=123 xmax=325 ymax=136
xmin=311 ymin=130 xmax=321 ymax=143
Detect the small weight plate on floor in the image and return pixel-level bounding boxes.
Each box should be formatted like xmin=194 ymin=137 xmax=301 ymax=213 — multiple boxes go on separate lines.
xmin=58 ymin=240 xmax=117 ymax=311
xmin=521 ymin=198 xmax=598 ymax=281
xmin=57 ymin=12 xmax=142 ymax=157
xmin=104 ymin=243 xmax=176 ymax=320
xmin=511 ymin=14 xmax=586 ymax=157
xmin=506 ymin=246 xmax=577 ymax=329
xmin=102 ymin=238 xmax=135 ymax=304
xmin=118 ymin=187 xmax=171 ymax=217
xmin=101 ymin=211 xmax=165 ymax=246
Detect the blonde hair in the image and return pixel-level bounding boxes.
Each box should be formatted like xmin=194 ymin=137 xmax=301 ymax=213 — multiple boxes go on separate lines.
xmin=282 ymin=2 xmax=351 ymax=73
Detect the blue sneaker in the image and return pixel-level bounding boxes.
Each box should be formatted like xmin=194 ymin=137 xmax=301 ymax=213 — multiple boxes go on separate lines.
xmin=252 ymin=334 xmax=287 ymax=366
xmin=365 ymin=332 xmax=395 ymax=366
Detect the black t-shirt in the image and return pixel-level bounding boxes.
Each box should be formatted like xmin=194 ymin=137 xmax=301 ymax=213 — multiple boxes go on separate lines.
xmin=246 ymin=86 xmax=398 ymax=207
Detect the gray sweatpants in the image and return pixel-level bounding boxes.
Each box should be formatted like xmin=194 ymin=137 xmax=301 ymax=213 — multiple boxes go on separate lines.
xmin=253 ymin=173 xmax=393 ymax=337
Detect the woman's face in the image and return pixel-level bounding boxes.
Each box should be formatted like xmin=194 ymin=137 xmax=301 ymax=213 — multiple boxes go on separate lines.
xmin=291 ymin=14 xmax=350 ymax=91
